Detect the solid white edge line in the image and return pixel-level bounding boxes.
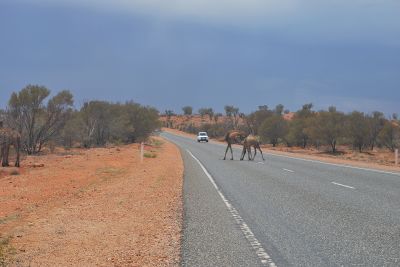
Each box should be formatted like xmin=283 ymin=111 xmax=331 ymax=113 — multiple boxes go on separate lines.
xmin=186 ymin=149 xmax=277 ymax=267
xmin=331 ymin=182 xmax=355 ymax=189
xmin=163 ymin=132 xmax=400 ymax=177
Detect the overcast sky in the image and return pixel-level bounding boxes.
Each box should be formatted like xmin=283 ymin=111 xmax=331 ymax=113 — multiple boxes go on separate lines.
xmin=1 ymin=0 xmax=399 ymax=115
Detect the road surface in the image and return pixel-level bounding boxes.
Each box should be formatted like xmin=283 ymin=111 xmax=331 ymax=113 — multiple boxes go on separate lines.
xmin=162 ymin=132 xmax=400 ymax=267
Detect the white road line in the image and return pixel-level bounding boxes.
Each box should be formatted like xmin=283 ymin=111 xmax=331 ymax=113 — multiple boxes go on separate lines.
xmin=331 ymin=182 xmax=355 ymax=189
xmin=163 ymin=132 xmax=400 ymax=176
xmin=257 ymin=162 xmax=265 ymax=164
xmin=283 ymin=168 xmax=294 ymax=173
xmin=186 ymin=149 xmax=277 ymax=267
xmin=265 ymin=153 xmax=400 ymax=177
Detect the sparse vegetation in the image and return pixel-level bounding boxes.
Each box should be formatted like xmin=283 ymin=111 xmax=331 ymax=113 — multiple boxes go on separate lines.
xmin=1 ymin=85 xmax=161 ymax=157
xmin=150 ymin=138 xmax=164 ymax=147
xmin=144 ymin=152 xmax=157 ymax=158
xmin=9 ymin=169 xmax=19 ymax=176
xmin=0 ymin=237 xmax=14 ymax=267
xmin=162 ymin=103 xmax=400 ymax=156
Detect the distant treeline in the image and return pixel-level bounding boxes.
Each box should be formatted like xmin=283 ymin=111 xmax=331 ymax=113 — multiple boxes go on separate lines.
xmin=164 ymin=104 xmax=400 ymax=153
xmin=0 ymin=85 xmax=160 ymax=154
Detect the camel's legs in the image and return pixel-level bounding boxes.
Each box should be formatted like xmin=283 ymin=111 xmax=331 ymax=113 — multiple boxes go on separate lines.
xmin=223 ymin=143 xmax=230 ymax=160
xmin=257 ymin=145 xmax=265 ymax=161
xmin=247 ymin=147 xmax=252 ymax=160
xmin=240 ymin=145 xmax=246 ymax=160
xmin=224 ymin=143 xmax=234 ymax=160
xmin=252 ymin=146 xmax=256 ymax=160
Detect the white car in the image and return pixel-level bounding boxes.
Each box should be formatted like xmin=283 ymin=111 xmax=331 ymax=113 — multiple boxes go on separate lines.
xmin=197 ymin=132 xmax=209 ymax=142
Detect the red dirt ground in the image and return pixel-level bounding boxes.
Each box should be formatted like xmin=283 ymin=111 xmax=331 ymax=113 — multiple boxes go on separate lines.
xmin=0 ymin=137 xmax=183 ymax=266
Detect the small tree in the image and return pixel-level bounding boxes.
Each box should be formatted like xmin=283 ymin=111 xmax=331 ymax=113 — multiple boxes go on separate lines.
xmin=213 ymin=113 xmax=222 ymax=124
xmin=286 ymin=103 xmax=314 ymax=148
xmin=182 ymin=106 xmax=193 ymax=116
xmin=165 ymin=110 xmax=175 ymax=128
xmin=247 ymin=107 xmax=274 ymax=135
xmin=306 ymin=107 xmax=345 ymax=153
xmin=378 ymin=121 xmax=400 ymax=152
xmin=198 ymin=108 xmax=208 ymax=119
xmin=224 ymin=105 xmax=240 ymax=128
xmin=274 ymin=104 xmax=284 ymax=115
xmin=259 ymin=115 xmax=288 ymax=147
xmin=367 ymin=111 xmax=385 ymax=150
xmin=8 ymin=85 xmax=73 ymax=154
xmin=346 ymin=111 xmax=369 ymax=152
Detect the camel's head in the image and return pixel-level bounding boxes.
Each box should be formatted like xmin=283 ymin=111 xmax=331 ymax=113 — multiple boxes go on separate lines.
xmin=235 ymin=131 xmax=247 ymax=143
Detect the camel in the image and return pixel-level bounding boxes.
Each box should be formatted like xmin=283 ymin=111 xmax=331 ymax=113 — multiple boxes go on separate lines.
xmin=223 ymin=130 xmax=247 ymax=160
xmin=0 ymin=122 xmax=21 ymax=167
xmin=240 ymin=134 xmax=265 ymax=161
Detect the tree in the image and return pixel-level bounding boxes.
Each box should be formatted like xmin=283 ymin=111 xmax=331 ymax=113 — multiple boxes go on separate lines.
xmin=164 ymin=110 xmax=175 ymax=128
xmin=367 ymin=111 xmax=386 ymax=150
xmin=79 ymin=101 xmax=111 ymax=147
xmin=378 ymin=121 xmax=400 ymax=151
xmin=224 ymin=105 xmax=240 ymax=128
xmin=213 ymin=113 xmax=222 ymax=124
xmin=124 ymin=102 xmax=160 ymax=143
xmin=259 ymin=115 xmax=288 ymax=147
xmin=246 ymin=107 xmax=273 ymax=135
xmin=7 ymin=85 xmax=73 ymax=154
xmin=306 ymin=107 xmax=345 ymax=153
xmin=274 ymin=104 xmax=284 ymax=115
xmin=182 ymin=106 xmax=193 ymax=116
xmin=198 ymin=108 xmax=207 ymax=119
xmin=285 ymin=103 xmax=314 ymax=148
xmin=346 ymin=111 xmax=369 ymax=152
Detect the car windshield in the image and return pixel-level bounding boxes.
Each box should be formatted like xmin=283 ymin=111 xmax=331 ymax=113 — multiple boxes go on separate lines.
xmin=199 ymin=133 xmax=207 ymax=136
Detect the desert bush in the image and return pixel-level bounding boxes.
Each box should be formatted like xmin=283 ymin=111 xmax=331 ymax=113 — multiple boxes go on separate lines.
xmin=306 ymin=107 xmax=345 ymax=153
xmin=144 ymin=152 xmax=157 ymax=158
xmin=285 ymin=104 xmax=315 ymax=148
xmin=259 ymin=115 xmax=288 ymax=147
xmin=182 ymin=106 xmax=193 ymax=116
xmin=378 ymin=121 xmax=400 ymax=151
xmin=0 ymin=237 xmax=14 ymax=267
xmin=9 ymin=169 xmax=20 ymax=176
xmin=346 ymin=111 xmax=370 ymax=152
xmin=7 ymin=85 xmax=73 ymax=154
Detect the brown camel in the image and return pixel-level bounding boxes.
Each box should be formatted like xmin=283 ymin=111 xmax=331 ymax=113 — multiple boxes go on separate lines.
xmin=0 ymin=122 xmax=21 ymax=167
xmin=240 ymin=135 xmax=265 ymax=161
xmin=223 ymin=130 xmax=247 ymax=160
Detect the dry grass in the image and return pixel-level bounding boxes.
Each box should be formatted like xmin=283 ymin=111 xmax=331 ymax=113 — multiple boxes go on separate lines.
xmin=144 ymin=152 xmax=157 ymax=158
xmin=0 ymin=138 xmax=183 ymax=266
xmin=0 ymin=237 xmax=14 ymax=267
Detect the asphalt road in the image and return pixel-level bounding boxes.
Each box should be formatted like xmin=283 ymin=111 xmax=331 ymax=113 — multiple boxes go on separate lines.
xmin=162 ymin=132 xmax=400 ymax=267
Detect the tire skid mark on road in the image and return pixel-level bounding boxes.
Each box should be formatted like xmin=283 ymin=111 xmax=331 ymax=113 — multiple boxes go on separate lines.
xmin=187 ymin=149 xmax=277 ymax=267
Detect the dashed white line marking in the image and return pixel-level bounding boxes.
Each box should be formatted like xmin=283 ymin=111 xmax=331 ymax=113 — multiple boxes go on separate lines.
xmin=283 ymin=168 xmax=294 ymax=173
xmin=266 ymin=153 xmax=400 ymax=176
xmin=257 ymin=162 xmax=265 ymax=164
xmin=186 ymin=149 xmax=277 ymax=267
xmin=331 ymin=182 xmax=355 ymax=189
xmin=163 ymin=132 xmax=400 ymax=177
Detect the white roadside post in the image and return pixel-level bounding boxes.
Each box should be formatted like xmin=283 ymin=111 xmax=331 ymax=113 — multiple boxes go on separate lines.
xmin=395 ymin=149 xmax=398 ymax=166
xmin=140 ymin=142 xmax=144 ymax=163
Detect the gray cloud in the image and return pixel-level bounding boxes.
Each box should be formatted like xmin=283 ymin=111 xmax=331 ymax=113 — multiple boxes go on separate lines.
xmin=19 ymin=0 xmax=400 ymax=45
